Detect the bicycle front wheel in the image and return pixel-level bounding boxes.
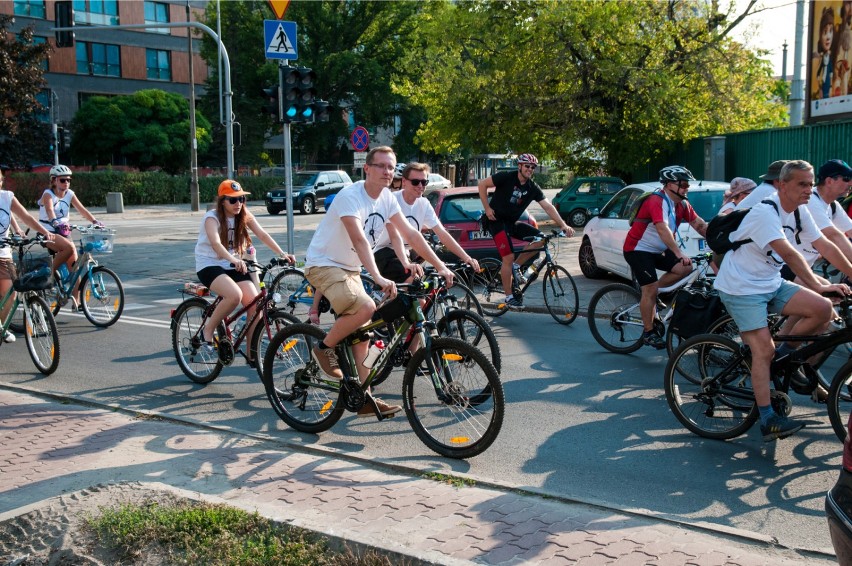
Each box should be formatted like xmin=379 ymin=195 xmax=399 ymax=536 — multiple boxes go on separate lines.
xmin=827 ymin=359 xmax=852 ymax=442
xmin=664 ymin=334 xmax=757 ymax=440
xmin=249 ymin=309 xmax=300 ymax=379
xmin=587 ymin=283 xmax=644 ymax=353
xmin=542 ymin=264 xmax=579 ymax=325
xmin=262 ymin=323 xmax=345 ymax=433
xmin=171 ymin=298 xmax=222 ymax=384
xmin=402 ymin=337 xmax=504 ymax=459
xmin=80 ymin=266 xmax=124 ymax=327
xmin=22 ymin=295 xmax=60 ymax=375
xmin=468 ymin=258 xmax=508 ymax=317
xmin=269 ymin=268 xmax=312 ymax=318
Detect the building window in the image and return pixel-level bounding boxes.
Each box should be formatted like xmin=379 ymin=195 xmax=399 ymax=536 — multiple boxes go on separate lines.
xmin=76 ymin=41 xmax=121 ymax=77
xmin=73 ymin=0 xmax=119 ymax=26
xmin=146 ymin=49 xmax=171 ymax=81
xmin=144 ymin=1 xmax=170 ymax=34
xmin=13 ymin=1 xmax=46 ymax=18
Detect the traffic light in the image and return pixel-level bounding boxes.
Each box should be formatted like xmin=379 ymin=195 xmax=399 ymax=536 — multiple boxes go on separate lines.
xmin=281 ymin=67 xmax=316 ymax=123
xmin=56 ymin=127 xmax=67 ymax=151
xmin=54 ymin=1 xmax=75 ymax=48
xmin=311 ymin=101 xmax=331 ymax=123
xmin=261 ymin=84 xmax=281 ymax=122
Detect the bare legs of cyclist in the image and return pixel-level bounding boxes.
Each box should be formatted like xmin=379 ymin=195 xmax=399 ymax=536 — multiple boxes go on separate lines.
xmin=637 ymin=265 xmax=691 ymax=347
xmin=202 ymin=276 xmax=259 ymax=361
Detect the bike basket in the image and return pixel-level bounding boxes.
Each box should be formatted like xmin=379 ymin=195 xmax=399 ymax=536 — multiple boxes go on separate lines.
xmin=80 ymin=229 xmax=116 ymax=254
xmin=13 ymin=266 xmax=53 ymax=292
xmin=376 ymin=294 xmax=414 ymax=323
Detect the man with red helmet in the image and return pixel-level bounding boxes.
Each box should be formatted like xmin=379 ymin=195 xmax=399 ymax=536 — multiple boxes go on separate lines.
xmin=478 ymin=153 xmax=573 ymax=310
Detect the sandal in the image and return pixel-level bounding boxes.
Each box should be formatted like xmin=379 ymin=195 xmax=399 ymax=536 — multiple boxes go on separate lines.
xmin=309 ymin=310 xmax=320 ymax=324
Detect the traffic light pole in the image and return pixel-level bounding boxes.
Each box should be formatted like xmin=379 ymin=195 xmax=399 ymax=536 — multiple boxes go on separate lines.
xmin=280 ymin=62 xmax=295 ymax=254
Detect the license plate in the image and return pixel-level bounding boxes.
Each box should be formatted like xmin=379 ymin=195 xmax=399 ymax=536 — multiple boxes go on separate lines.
xmin=468 ymin=230 xmax=491 ymax=240
xmin=272 ymin=198 xmax=284 ymax=203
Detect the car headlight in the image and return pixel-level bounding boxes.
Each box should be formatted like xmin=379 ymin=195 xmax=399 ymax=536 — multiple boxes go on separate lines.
xmin=266 ymin=192 xmax=272 ymax=198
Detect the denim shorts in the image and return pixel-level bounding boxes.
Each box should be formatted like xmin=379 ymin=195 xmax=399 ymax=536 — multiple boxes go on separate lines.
xmin=717 ymin=280 xmax=802 ymax=332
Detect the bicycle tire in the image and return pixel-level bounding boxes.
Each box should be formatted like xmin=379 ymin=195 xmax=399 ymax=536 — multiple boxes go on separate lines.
xmin=468 ymin=258 xmax=507 ymax=317
xmin=437 ymin=308 xmax=502 ymax=374
xmin=8 ymin=294 xmax=27 ymax=333
xmin=269 ymin=267 xmax=312 ymax=318
xmin=249 ymin=309 xmax=301 ymax=379
xmin=542 ymin=264 xmax=579 ymax=325
xmin=664 ymin=334 xmax=758 ymax=440
xmin=402 ymin=336 xmax=504 ymax=459
xmin=587 ymin=283 xmax=644 ymax=353
xmin=22 ymin=294 xmax=60 ymax=375
xmin=262 ymin=323 xmax=345 ymax=433
xmin=442 ymin=280 xmax=484 ymax=317
xmin=80 ymin=266 xmax=124 ymax=327
xmin=827 ymin=359 xmax=852 ymax=442
xmin=171 ymin=297 xmax=223 ymax=384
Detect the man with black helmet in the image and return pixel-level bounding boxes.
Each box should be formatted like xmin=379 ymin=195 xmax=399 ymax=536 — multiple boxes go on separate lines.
xmin=622 ymin=165 xmax=708 ymax=349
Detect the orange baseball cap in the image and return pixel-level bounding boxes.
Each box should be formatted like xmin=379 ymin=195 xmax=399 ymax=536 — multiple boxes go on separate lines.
xmin=218 ymin=180 xmax=250 ymax=198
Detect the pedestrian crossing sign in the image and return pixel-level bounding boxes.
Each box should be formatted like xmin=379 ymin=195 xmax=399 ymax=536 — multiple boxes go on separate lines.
xmin=264 ymin=20 xmax=297 ymax=60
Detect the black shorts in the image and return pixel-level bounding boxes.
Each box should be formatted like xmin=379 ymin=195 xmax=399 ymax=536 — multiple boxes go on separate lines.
xmin=623 ymin=249 xmax=681 ymax=287
xmin=485 ymin=218 xmax=542 ymax=258
xmin=197 ymin=265 xmax=252 ymax=288
xmin=373 ymin=247 xmax=417 ymax=284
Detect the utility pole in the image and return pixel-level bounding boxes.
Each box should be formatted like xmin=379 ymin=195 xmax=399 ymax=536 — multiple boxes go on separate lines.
xmin=51 ymin=90 xmax=58 ymax=166
xmin=790 ymin=0 xmax=806 ymax=126
xmin=187 ymin=1 xmax=199 ymax=211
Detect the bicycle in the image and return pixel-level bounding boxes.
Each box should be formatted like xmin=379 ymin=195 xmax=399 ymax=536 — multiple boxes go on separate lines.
xmin=468 ymin=230 xmax=578 ymax=324
xmin=170 ymin=257 xmax=300 ymax=384
xmin=261 ymin=279 xmax=505 ymax=459
xmin=663 ymin=296 xmax=852 ymax=442
xmin=44 ymin=224 xmax=125 ymax=327
xmin=586 ymin=253 xmax=715 ymax=354
xmin=0 ymin=234 xmax=60 ymax=375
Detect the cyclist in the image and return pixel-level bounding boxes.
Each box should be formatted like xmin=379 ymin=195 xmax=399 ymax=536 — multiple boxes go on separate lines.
xmin=390 ymin=163 xmax=405 ymax=191
xmin=303 ymin=146 xmax=455 ymax=418
xmin=478 ymin=153 xmax=573 ymax=310
xmin=714 ymin=160 xmax=852 ymax=441
xmin=37 ymin=165 xmax=93 ymax=293
xmin=194 ymin=180 xmax=296 ymax=367
xmin=0 ymin=169 xmax=58 ymax=343
xmin=718 ymin=177 xmax=756 ymax=215
xmin=622 ymin=165 xmax=708 ymax=349
xmin=736 ymin=160 xmax=788 ymax=209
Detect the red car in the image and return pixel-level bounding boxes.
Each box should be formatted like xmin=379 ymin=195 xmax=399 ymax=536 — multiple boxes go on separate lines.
xmin=425 ymin=187 xmax=538 ymax=261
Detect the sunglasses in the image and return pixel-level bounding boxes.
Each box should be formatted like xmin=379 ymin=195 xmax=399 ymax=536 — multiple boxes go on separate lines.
xmin=407 ymin=178 xmax=429 ymax=186
xmin=671 ymin=181 xmax=689 ymax=188
xmin=521 ymin=164 xmax=537 ymax=170
xmin=225 ymin=196 xmax=246 ymax=204
xmin=57 ymin=178 xmax=71 ymax=184
xmin=834 ymin=175 xmax=852 ymax=183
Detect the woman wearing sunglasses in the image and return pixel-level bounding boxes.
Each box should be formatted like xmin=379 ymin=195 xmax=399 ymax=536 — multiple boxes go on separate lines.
xmin=37 ymin=164 xmax=88 ymax=284
xmin=194 ymin=180 xmax=296 ymax=365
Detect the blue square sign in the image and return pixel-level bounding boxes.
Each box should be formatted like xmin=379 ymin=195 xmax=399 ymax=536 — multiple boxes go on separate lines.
xmin=264 ymin=20 xmax=297 ymax=60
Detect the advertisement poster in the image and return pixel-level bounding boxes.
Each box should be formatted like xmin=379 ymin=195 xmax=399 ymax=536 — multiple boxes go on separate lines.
xmin=809 ymin=0 xmax=852 ymax=119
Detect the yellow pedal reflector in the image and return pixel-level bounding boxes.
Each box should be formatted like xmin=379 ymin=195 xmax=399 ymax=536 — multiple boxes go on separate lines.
xmin=450 ymin=436 xmax=471 ymax=444
xmin=498 ymin=303 xmax=506 ymax=308
xmin=282 ymin=339 xmax=298 ymax=351
xmin=320 ymin=400 xmax=333 ymax=415
xmin=442 ymin=353 xmax=463 ymax=361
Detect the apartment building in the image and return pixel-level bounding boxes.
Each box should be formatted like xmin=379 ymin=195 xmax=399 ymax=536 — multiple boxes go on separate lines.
xmin=4 ymin=0 xmax=209 ymax=124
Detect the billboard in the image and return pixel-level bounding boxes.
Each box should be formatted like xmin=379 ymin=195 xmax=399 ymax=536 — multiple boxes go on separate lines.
xmin=808 ymin=0 xmax=852 ymax=120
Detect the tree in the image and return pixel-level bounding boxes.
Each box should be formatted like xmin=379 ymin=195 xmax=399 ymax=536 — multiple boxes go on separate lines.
xmin=0 ymin=14 xmax=53 ymax=167
xmin=70 ymin=90 xmax=212 ymax=173
xmin=397 ymin=0 xmax=787 ymax=178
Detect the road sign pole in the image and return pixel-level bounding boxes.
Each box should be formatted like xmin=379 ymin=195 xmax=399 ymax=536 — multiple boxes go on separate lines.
xmin=281 ymin=62 xmax=295 ymax=254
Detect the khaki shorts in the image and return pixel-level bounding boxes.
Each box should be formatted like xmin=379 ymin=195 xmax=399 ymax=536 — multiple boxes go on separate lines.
xmin=305 ymin=266 xmax=372 ymax=317
xmin=0 ymin=258 xmax=16 ymax=281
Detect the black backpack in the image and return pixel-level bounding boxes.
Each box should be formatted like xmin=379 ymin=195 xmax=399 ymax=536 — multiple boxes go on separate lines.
xmin=705 ymin=199 xmax=801 ymax=254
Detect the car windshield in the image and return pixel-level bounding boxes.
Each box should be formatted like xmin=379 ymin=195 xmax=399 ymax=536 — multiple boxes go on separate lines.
xmin=687 ymin=190 xmax=725 ymax=219
xmin=292 ymin=172 xmax=318 ymax=186
xmin=440 ymin=196 xmax=485 ymax=223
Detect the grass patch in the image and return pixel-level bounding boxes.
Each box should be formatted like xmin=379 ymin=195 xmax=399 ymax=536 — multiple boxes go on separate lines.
xmin=421 ymin=472 xmax=476 ymax=488
xmin=86 ymin=499 xmax=392 ymax=565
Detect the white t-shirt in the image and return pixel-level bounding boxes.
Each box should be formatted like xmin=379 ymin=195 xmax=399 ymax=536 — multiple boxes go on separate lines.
xmin=194 ymin=210 xmax=236 ymax=271
xmin=305 ymin=181 xmax=402 ymax=272
xmin=373 ymin=191 xmax=441 ymax=251
xmin=795 ymin=191 xmax=852 ymax=267
xmin=38 ymin=188 xmax=75 ymax=232
xmin=735 ymin=182 xmax=776 ymax=210
xmin=0 ymin=190 xmax=13 ymax=260
xmin=714 ymin=194 xmax=822 ymax=295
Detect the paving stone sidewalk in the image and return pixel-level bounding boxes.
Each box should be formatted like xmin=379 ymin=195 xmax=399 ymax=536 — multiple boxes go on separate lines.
xmin=0 ymin=389 xmax=836 ymax=565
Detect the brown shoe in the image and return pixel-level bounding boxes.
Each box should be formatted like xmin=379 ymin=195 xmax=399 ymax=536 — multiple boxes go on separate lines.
xmin=357 ymin=397 xmax=402 ymax=418
xmin=312 ymin=345 xmax=343 ymax=379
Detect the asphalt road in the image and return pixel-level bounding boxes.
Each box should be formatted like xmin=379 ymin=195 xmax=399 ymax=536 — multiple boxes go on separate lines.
xmin=0 ymin=204 xmax=846 ymax=557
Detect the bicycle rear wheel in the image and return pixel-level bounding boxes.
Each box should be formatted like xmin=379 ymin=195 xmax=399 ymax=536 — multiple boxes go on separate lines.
xmin=437 ymin=308 xmax=501 ymax=374
xmin=402 ymin=337 xmax=504 ymax=459
xmin=262 ymin=323 xmax=345 ymax=433
xmin=171 ymin=298 xmax=222 ymax=384
xmin=587 ymin=283 xmax=644 ymax=353
xmin=80 ymin=266 xmax=124 ymax=327
xmin=22 ymin=294 xmax=60 ymax=375
xmin=269 ymin=267 xmax=312 ymax=318
xmin=542 ymin=264 xmax=578 ymax=325
xmin=249 ymin=309 xmax=300 ymax=379
xmin=664 ymin=334 xmax=757 ymax=440
xmin=827 ymin=359 xmax=852 ymax=442
xmin=467 ymin=258 xmax=508 ymax=317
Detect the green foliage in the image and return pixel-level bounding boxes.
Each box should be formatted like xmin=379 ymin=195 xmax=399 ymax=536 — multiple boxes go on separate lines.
xmin=69 ymin=90 xmax=213 ymax=174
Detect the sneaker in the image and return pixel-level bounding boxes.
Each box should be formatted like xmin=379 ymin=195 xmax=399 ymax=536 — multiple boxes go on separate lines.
xmin=357 ymin=396 xmax=402 ymax=418
xmin=643 ymin=331 xmax=665 ymax=350
xmin=3 ymin=330 xmax=16 ymax=343
xmin=312 ymin=345 xmax=343 ymax=379
xmin=760 ymin=413 xmax=805 ymax=442
xmin=505 ymin=296 xmax=525 ymax=311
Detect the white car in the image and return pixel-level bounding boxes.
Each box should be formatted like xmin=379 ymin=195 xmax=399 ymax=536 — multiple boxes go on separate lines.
xmin=578 ymin=181 xmax=728 ymax=281
xmin=425 ymin=173 xmax=452 ymax=192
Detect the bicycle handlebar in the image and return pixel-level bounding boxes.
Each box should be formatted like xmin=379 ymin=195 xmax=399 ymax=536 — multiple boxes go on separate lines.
xmin=0 ymin=233 xmax=50 ymax=248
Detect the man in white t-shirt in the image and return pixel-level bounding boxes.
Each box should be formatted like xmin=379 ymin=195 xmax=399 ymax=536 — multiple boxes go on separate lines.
xmin=373 ymin=162 xmax=480 ymax=283
xmin=304 ymin=146 xmax=455 ymax=418
xmin=714 ymin=160 xmax=851 ymax=442
xmin=804 ymin=159 xmax=852 ymax=268
xmin=736 ymin=159 xmax=788 ymax=210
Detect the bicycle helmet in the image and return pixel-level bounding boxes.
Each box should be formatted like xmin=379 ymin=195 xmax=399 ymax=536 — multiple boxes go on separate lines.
xmin=49 ymin=164 xmax=72 ymax=178
xmin=517 ymin=154 xmax=539 ymax=166
xmin=393 ymin=163 xmax=406 ymax=180
xmin=659 ymin=165 xmax=695 ymax=183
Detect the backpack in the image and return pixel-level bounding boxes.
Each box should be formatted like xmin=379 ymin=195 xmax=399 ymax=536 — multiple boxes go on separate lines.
xmin=705 ymin=199 xmax=801 ymax=255
xmin=627 ymin=191 xmax=664 ymax=226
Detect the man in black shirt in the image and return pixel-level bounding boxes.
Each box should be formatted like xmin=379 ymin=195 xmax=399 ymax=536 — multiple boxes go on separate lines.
xmin=478 ymin=153 xmax=573 ymax=309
